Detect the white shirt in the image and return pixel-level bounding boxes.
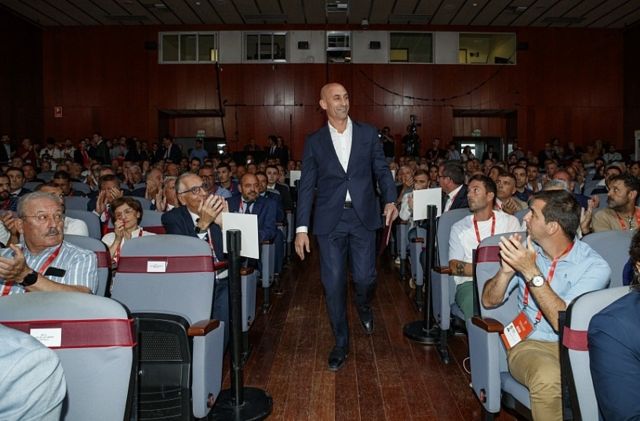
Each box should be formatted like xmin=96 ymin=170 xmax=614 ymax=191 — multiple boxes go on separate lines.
xmin=64 ymin=217 xmax=89 ymax=237
xmin=449 ymin=210 xmax=524 ymax=286
xmin=444 ymin=184 xmax=463 ymax=212
xmin=328 ymin=118 xmax=353 ymax=202
xmin=188 ymin=209 xmax=227 ymax=278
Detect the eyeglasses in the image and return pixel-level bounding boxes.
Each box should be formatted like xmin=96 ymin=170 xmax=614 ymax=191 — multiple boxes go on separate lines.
xmin=114 ymin=208 xmax=136 ymax=219
xmin=22 ymin=213 xmax=65 ymax=224
xmin=178 ymin=184 xmax=208 ymax=195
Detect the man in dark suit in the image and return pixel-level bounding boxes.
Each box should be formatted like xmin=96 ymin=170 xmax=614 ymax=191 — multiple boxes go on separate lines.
xmin=295 ymin=82 xmax=398 ymax=371
xmin=438 ymin=161 xmax=469 ymax=211
xmin=155 ymin=136 xmax=182 ymax=164
xmin=226 ymin=173 xmax=277 ymax=244
xmin=161 ymin=173 xmax=229 ymax=345
xmin=265 ymin=165 xmax=293 ymax=211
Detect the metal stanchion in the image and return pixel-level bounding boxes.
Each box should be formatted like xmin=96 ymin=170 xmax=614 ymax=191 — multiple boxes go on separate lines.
xmin=403 ymin=205 xmax=440 ymax=345
xmin=211 ymin=230 xmax=272 ymax=420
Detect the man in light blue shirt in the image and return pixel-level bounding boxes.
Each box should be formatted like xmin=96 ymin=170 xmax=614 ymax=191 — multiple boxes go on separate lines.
xmin=482 ymin=190 xmax=610 ymax=421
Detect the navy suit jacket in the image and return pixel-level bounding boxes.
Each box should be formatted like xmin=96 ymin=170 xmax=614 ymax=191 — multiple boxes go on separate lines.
xmin=227 ymin=195 xmax=277 ymax=243
xmin=588 ymin=290 xmax=640 ymax=420
xmin=296 ymin=120 xmax=396 ymax=235
xmin=161 ymin=205 xmax=224 ymax=259
xmin=263 ymin=191 xmax=285 ymax=223
xmin=441 ymin=184 xmax=469 ymax=211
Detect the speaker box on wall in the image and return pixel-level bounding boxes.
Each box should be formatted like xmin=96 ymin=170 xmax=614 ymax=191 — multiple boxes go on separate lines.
xmin=144 ymin=41 xmax=158 ymax=50
xmin=369 ymin=41 xmax=381 ymax=50
xmin=297 ymin=41 xmax=309 ymax=50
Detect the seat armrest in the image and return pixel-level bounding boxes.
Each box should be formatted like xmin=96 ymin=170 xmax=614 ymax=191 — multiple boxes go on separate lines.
xmin=471 ymin=317 xmax=504 ymax=333
xmin=261 ymin=240 xmax=274 ymax=245
xmin=434 ymin=266 xmax=451 ymax=274
xmin=397 ymin=220 xmax=408 ymax=225
xmin=213 ymin=261 xmax=228 ymax=271
xmin=410 ymin=238 xmax=424 ymax=243
xmin=188 ymin=319 xmax=221 ymax=336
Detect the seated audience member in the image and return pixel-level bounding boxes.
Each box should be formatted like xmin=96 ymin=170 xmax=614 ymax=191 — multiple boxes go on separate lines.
xmin=0 ymin=175 xmax=17 ymax=212
xmin=35 ymin=183 xmax=89 ymax=236
xmin=0 ymin=324 xmax=66 ymax=420
xmin=227 ymin=173 xmax=276 ymax=244
xmin=552 ymin=169 xmax=592 ymax=209
xmin=526 ymin=164 xmax=542 ymax=193
xmin=591 ymin=173 xmax=640 ymax=232
xmin=0 ymin=192 xmax=98 ymax=295
xmin=22 ymin=164 xmax=43 ymax=183
xmin=395 ymin=165 xmax=414 ymax=205
xmin=88 ymin=174 xmax=124 ymax=233
xmin=153 ymin=176 xmax=179 ymax=212
xmin=439 ymin=161 xmax=469 ymax=211
xmin=131 ymin=168 xmax=162 ymax=199
xmin=199 ymin=166 xmax=231 ymax=198
xmin=52 ymin=170 xmax=84 ymax=197
xmin=216 ymin=163 xmax=240 ymax=197
xmin=155 ymin=136 xmax=182 ymax=164
xmin=496 ymin=173 xmax=527 ymax=215
xmin=265 ymin=165 xmax=293 ymax=211
xmin=122 ymin=164 xmax=143 ymax=191
xmin=256 ymin=171 xmax=285 ymax=289
xmin=590 ymin=164 xmax=622 ymax=195
xmin=161 ymin=173 xmax=229 ymax=344
xmin=588 ymin=231 xmax=640 ymax=420
xmin=101 ymin=197 xmax=155 ymax=268
xmin=512 ymin=166 xmax=532 ymax=202
xmin=189 ymin=158 xmax=201 ymax=174
xmin=449 ymin=175 xmax=522 ymax=319
xmin=6 ymin=167 xmax=30 ymax=198
xmin=398 ymin=169 xmax=430 ymax=230
xmin=482 ymin=190 xmax=610 ymax=421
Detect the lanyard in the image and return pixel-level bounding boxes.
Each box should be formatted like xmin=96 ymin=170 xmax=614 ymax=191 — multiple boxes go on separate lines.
xmin=523 ymin=241 xmax=574 ymax=324
xmin=615 ymin=208 xmax=640 ymax=230
xmin=473 ymin=212 xmax=496 ymax=244
xmin=1 ymin=244 xmax=63 ymax=296
xmin=112 ymin=228 xmax=143 ymax=267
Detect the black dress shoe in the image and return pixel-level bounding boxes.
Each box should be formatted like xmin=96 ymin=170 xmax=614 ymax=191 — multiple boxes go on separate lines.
xmin=328 ymin=346 xmax=348 ymax=371
xmin=358 ymin=309 xmax=374 ymax=335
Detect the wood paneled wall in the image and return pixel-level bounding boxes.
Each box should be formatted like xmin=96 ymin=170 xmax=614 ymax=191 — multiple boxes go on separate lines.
xmin=36 ymin=26 xmax=624 ymax=160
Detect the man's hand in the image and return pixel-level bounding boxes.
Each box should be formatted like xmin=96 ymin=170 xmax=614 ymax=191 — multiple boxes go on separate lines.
xmin=214 ymin=198 xmax=228 ymax=226
xmin=95 ymin=190 xmax=107 ymax=214
xmin=110 ymin=187 xmax=123 ymax=201
xmin=0 ymin=244 xmax=30 ymax=282
xmin=499 ymin=234 xmax=538 ymax=280
xmin=501 ymin=198 xmax=519 ymax=215
xmin=589 ymin=195 xmax=600 ymax=209
xmin=383 ymin=203 xmax=398 ymax=226
xmin=1 ymin=213 xmax=20 ymax=246
xmin=295 ymin=232 xmax=310 ymax=260
xmin=198 ymin=195 xmax=225 ymax=228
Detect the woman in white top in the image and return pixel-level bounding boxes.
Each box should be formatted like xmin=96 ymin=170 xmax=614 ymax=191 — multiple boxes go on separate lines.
xmin=101 ymin=196 xmax=155 ymax=268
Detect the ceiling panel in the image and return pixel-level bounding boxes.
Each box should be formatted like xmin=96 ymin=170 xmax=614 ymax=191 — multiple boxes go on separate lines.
xmin=1 ymin=0 xmax=639 ymax=27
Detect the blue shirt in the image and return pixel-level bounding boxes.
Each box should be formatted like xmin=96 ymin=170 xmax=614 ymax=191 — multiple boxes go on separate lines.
xmin=506 ymin=239 xmax=610 ymax=341
xmin=189 ymin=148 xmax=208 ymax=163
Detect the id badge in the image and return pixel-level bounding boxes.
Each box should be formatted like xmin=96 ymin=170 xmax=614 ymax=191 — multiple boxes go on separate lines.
xmin=500 ymin=311 xmax=534 ymax=350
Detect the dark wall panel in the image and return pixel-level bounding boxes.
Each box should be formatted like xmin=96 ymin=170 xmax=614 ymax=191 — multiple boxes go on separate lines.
xmin=39 ymin=26 xmax=624 ymax=160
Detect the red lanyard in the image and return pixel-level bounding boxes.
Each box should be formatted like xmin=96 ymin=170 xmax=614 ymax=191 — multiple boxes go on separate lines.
xmin=523 ymin=241 xmax=574 ymax=324
xmin=615 ymin=208 xmax=640 ymax=230
xmin=1 ymin=244 xmax=63 ymax=296
xmin=112 ymin=228 xmax=143 ymax=267
xmin=473 ymin=212 xmax=496 ymax=244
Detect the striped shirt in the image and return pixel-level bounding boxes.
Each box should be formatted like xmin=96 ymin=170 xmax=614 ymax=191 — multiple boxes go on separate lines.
xmin=0 ymin=241 xmax=98 ymax=295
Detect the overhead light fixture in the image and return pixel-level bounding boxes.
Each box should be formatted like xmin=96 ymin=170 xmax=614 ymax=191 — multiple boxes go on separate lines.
xmin=327 ymin=1 xmax=349 ymax=13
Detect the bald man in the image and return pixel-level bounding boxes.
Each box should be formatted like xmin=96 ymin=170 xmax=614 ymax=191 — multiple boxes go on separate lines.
xmin=295 ymin=82 xmax=397 ymax=371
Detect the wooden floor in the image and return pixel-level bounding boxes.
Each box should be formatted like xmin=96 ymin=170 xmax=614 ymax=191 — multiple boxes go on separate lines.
xmin=222 ymin=248 xmax=518 ymax=421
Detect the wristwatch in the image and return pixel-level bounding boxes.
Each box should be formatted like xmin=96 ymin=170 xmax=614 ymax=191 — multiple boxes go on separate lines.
xmin=21 ymin=270 xmax=38 ymax=287
xmin=529 ymin=274 xmax=545 ymax=288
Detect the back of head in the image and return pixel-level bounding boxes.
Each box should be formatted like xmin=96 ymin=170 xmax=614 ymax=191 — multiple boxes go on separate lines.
xmin=531 ymin=190 xmax=581 ymax=240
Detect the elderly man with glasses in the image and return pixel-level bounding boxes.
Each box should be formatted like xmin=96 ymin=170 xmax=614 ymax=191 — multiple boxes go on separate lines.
xmin=161 ymin=173 xmax=231 ymax=346
xmin=0 ymin=192 xmax=98 ymax=296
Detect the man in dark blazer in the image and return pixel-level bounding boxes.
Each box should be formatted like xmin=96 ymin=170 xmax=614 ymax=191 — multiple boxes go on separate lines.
xmin=295 ymin=82 xmax=398 ymax=371
xmin=155 ymin=136 xmax=182 ymax=164
xmin=438 ymin=161 xmax=469 ymax=211
xmin=161 ymin=173 xmax=229 ymax=345
xmin=226 ymin=173 xmax=277 ymax=244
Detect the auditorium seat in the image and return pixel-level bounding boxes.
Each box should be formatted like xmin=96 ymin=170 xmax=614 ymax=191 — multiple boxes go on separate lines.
xmin=24 ymin=181 xmax=42 ymax=191
xmin=65 ymin=234 xmax=111 ymax=296
xmin=560 ymin=286 xmax=630 ymax=420
xmin=70 ymin=181 xmax=91 ymax=195
xmin=0 ymin=292 xmax=135 ymax=421
xmin=582 ymin=230 xmax=633 ymax=287
xmin=110 ymin=235 xmax=224 ymax=420
xmin=64 ymin=196 xmax=89 ymax=211
xmin=65 ymin=209 xmax=101 ymax=240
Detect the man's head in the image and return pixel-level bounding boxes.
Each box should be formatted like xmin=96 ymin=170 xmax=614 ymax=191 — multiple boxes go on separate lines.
xmin=190 ymin=158 xmax=201 ymax=173
xmin=319 ymin=83 xmax=349 ymax=124
xmin=246 ymin=163 xmax=257 ymax=174
xmin=512 ymin=166 xmax=527 ymax=189
xmin=163 ymin=176 xmax=178 ymax=206
xmin=604 ymin=165 xmax=623 ymax=188
xmin=22 ymin=164 xmax=37 ymax=181
xmin=524 ymin=190 xmax=581 ymax=242
xmin=17 ymin=192 xmax=65 ymax=253
xmin=467 ymin=174 xmax=497 ymax=212
xmin=176 ymin=173 xmax=207 ymax=213
xmin=496 ymin=173 xmax=517 ymax=201
xmin=98 ymin=174 xmax=121 ymax=193
xmin=526 ymin=164 xmax=539 ymax=182
xmin=544 ymin=160 xmax=559 ymax=179
xmin=166 ymin=163 xmax=179 ymax=177
xmin=6 ymin=167 xmax=25 ymax=191
xmin=198 ymin=166 xmax=215 ymax=192
xmin=35 ymin=183 xmax=64 ymax=200
xmin=0 ymin=175 xmax=11 ymax=201
xmin=256 ymin=172 xmax=268 ymax=194
xmin=239 ymin=173 xmax=259 ymax=202
xmin=552 ymin=169 xmax=574 ymax=192
xmin=162 ymin=136 xmax=173 ymax=148
xmin=52 ymin=171 xmax=72 ymax=196
xmin=217 ymin=163 xmax=231 ymax=184
xmin=265 ymin=165 xmax=279 ymax=185
xmin=438 ymin=161 xmax=465 ymax=194
xmin=128 ymin=165 xmax=143 ymax=184
xmin=607 ymin=174 xmax=640 ymax=211
xmin=413 ymin=169 xmax=429 ymax=191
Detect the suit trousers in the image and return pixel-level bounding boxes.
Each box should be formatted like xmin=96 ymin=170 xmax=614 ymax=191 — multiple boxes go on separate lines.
xmin=212 ymin=276 xmax=229 ymax=350
xmin=316 ymin=207 xmax=376 ymax=349
xmin=507 ymin=339 xmax=562 ymax=421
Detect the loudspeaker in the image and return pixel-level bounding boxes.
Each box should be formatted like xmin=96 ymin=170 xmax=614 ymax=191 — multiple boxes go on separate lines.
xmin=297 ymin=41 xmax=309 ymax=50
xmin=369 ymin=41 xmax=381 ymax=50
xmin=144 ymin=41 xmax=158 ymax=51
xmin=517 ymin=42 xmax=528 ymax=51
